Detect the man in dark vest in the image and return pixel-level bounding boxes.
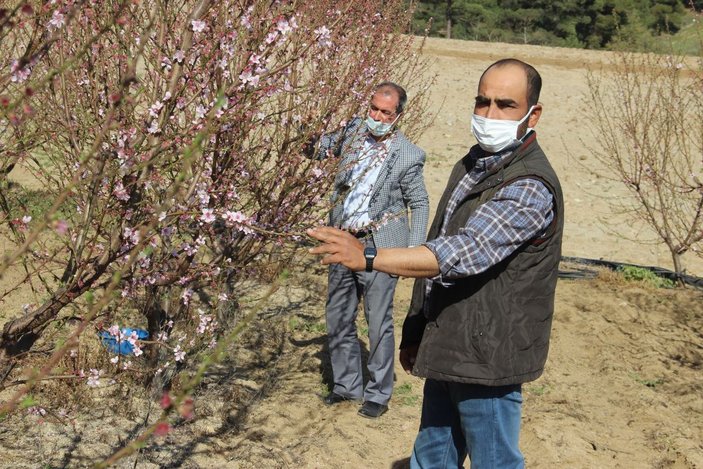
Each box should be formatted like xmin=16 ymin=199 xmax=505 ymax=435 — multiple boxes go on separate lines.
xmin=308 ymin=58 xmax=564 ymax=468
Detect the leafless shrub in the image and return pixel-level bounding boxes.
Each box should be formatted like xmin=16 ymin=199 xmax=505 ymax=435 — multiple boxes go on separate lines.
xmin=584 ymin=50 xmax=703 ymax=277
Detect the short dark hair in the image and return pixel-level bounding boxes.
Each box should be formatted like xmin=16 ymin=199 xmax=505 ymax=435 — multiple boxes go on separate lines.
xmin=480 ymin=58 xmax=542 ymax=107
xmin=373 ymin=81 xmax=407 ymax=114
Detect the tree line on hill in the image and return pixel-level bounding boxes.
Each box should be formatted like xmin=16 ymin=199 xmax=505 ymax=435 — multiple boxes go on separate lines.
xmin=412 ymin=0 xmax=701 ymax=50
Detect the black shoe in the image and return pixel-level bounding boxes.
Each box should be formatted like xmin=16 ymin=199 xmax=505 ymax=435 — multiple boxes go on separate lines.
xmin=323 ymin=392 xmax=359 ymax=406
xmin=358 ymin=401 xmax=388 ymax=419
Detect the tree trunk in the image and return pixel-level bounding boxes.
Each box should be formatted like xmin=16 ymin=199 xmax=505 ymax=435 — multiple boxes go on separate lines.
xmin=671 ymin=251 xmax=684 ymax=285
xmin=446 ymin=0 xmax=452 ymax=39
xmin=1 ymin=285 xmax=80 ymax=362
xmin=0 ymin=247 xmax=118 ymax=363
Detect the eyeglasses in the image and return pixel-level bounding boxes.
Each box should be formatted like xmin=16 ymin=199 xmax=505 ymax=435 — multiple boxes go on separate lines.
xmin=369 ymin=103 xmax=396 ymax=118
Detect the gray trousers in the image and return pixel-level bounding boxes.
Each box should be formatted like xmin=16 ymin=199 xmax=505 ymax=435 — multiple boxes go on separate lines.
xmin=325 ymin=262 xmax=398 ymax=405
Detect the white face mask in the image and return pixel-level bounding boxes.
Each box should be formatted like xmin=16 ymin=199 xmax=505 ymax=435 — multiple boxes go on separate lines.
xmin=366 ymin=113 xmax=399 ymax=138
xmin=471 ymin=105 xmax=535 ymax=153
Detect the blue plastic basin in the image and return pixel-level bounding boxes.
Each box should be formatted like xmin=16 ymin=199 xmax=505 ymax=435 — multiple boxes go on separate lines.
xmin=98 ymin=327 xmax=149 ymax=355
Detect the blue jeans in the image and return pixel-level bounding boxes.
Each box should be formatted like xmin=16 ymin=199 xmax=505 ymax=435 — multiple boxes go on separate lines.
xmin=410 ymin=379 xmax=524 ymax=469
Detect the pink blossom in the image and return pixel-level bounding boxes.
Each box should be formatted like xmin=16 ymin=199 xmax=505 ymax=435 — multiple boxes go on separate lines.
xmin=239 ymin=68 xmax=260 ymax=88
xmin=173 ymin=50 xmax=185 ymax=63
xmin=197 ymin=188 xmax=210 ymax=205
xmin=87 ymin=369 xmax=103 ymax=388
xmin=241 ymin=12 xmax=252 ymax=30
xmin=315 ymin=26 xmax=332 ymax=48
xmin=276 ymin=18 xmax=292 ymax=35
xmin=27 ymin=406 xmax=47 ymax=416
xmin=108 ymin=324 xmax=120 ymax=337
xmin=194 ymin=104 xmax=207 ymax=122
xmin=160 ymin=392 xmax=172 ymax=409
xmin=147 ymin=121 xmax=160 ymax=134
xmin=222 ymin=210 xmax=248 ymax=226
xmin=149 ymin=100 xmax=164 ymax=118
xmin=173 ymin=345 xmax=185 ymax=362
xmin=200 ymin=208 xmax=215 ymax=223
xmin=179 ymin=398 xmax=194 ymax=420
xmin=161 ymin=56 xmax=172 ymax=71
xmin=54 ymin=219 xmax=69 ymax=235
xmin=215 ymin=99 xmax=228 ymax=118
xmin=10 ymin=60 xmax=31 ymax=83
xmin=181 ymin=288 xmax=193 ymax=305
xmin=154 ymin=422 xmax=171 ymax=437
xmin=48 ymin=10 xmax=65 ymax=30
xmin=123 ymin=227 xmax=140 ymax=245
xmin=191 ymin=20 xmax=207 ymax=33
xmin=265 ymin=31 xmax=279 ymax=44
xmin=113 ymin=180 xmax=130 ymax=201
xmin=127 ymin=331 xmax=139 ymax=345
xmin=110 ymin=356 xmax=119 ymax=364
xmin=181 ymin=242 xmax=198 ymax=256
xmin=196 ymin=309 xmax=215 ymax=334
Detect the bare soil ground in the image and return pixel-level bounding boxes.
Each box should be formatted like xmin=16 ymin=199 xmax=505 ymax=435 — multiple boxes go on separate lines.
xmin=1 ymin=38 xmax=702 ymax=468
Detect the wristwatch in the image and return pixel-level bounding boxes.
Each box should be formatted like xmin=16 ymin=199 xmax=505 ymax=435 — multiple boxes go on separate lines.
xmin=364 ymin=246 xmax=377 ymax=272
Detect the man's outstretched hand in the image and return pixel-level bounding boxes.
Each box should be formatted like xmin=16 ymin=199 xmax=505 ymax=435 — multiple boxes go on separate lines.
xmin=307 ymin=226 xmax=366 ymax=271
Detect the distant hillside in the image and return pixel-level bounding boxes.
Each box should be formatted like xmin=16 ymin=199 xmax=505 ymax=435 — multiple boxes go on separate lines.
xmin=411 ymin=0 xmax=702 ymax=55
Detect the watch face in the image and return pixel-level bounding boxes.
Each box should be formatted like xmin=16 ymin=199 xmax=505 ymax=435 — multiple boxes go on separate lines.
xmin=364 ymin=247 xmax=376 ymax=258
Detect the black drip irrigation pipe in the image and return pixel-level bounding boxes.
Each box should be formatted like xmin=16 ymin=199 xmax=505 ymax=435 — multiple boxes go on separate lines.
xmin=558 ymin=256 xmax=703 ymax=289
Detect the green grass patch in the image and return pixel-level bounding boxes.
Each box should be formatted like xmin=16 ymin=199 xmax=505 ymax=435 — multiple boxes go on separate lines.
xmin=396 ymin=382 xmax=413 ymax=395
xmin=288 ymin=317 xmax=327 ymax=335
xmin=629 ymin=372 xmax=664 ymax=389
xmin=395 ymin=382 xmax=420 ymax=406
xmin=618 ymin=266 xmax=675 ymax=289
xmin=526 ymin=384 xmax=549 ymax=396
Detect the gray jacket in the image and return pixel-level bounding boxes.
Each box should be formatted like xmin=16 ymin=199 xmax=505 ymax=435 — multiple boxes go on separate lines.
xmin=318 ymin=117 xmax=429 ymax=248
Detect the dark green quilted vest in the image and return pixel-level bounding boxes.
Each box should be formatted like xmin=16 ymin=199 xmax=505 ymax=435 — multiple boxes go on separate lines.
xmin=402 ymin=134 xmax=564 ymax=386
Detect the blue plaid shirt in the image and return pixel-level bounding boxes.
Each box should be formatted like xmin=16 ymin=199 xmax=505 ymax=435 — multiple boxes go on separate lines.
xmin=424 ymin=145 xmax=554 ymax=285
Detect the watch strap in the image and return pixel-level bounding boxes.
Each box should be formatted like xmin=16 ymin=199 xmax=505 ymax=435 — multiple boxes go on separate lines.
xmin=364 ymin=246 xmax=376 ymax=273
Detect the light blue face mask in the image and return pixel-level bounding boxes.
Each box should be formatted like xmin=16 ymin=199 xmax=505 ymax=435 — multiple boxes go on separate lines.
xmin=366 ymin=114 xmax=399 ymax=138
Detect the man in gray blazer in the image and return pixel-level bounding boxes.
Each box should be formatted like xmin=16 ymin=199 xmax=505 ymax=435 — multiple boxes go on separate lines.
xmin=316 ymin=82 xmax=429 ymax=418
